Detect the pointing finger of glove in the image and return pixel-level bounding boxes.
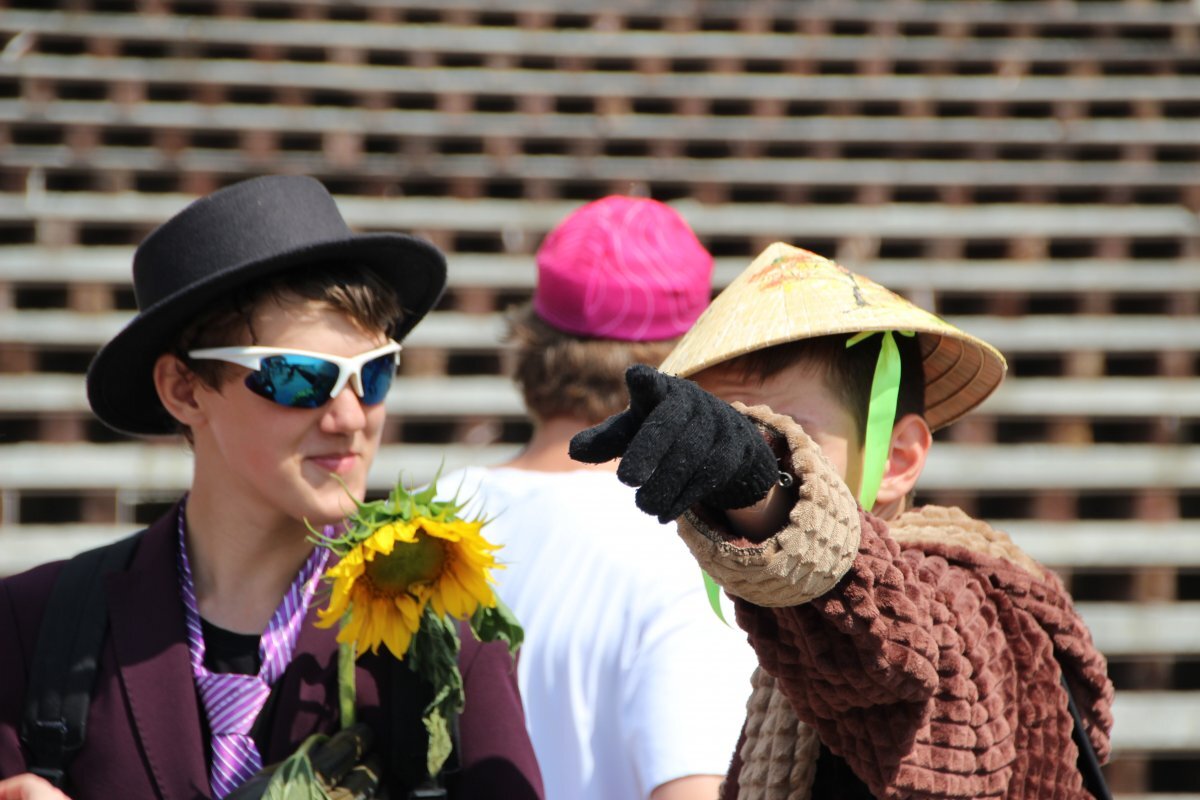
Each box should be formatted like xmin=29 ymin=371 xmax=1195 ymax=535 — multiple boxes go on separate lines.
xmin=569 ymin=409 xmax=644 ymax=464
xmin=569 ymin=366 xmax=678 ymax=465
xmin=616 ymin=384 xmax=700 ymax=488
xmin=624 ymin=364 xmax=678 ymax=419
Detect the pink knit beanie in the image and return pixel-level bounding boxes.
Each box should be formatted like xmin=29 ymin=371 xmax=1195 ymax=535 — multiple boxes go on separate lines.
xmin=533 ymin=196 xmax=714 ymax=342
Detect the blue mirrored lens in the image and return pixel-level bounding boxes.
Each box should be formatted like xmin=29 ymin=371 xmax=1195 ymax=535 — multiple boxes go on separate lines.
xmin=359 ymin=353 xmax=396 ymax=405
xmin=246 ymin=355 xmax=340 ymax=408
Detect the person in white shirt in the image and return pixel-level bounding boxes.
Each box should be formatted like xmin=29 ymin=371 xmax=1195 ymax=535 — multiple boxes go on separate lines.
xmin=445 ymin=196 xmax=756 ymax=800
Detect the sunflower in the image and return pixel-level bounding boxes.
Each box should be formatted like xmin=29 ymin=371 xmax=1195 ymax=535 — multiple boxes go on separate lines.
xmin=299 ymin=475 xmax=523 ymax=781
xmin=316 ymin=515 xmax=501 ymax=658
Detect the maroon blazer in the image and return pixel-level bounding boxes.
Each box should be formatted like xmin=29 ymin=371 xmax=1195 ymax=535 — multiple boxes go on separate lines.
xmin=0 ymin=506 xmax=543 ymax=800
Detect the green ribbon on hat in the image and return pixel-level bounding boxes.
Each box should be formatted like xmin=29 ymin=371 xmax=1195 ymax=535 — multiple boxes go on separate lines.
xmin=845 ymin=330 xmax=915 ymax=511
xmin=702 ymin=569 xmax=727 ymax=624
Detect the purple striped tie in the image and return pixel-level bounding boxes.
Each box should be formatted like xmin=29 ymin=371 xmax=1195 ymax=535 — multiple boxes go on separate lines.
xmin=177 ymin=504 xmax=330 ymax=798
xmin=196 ymin=673 xmax=271 ymax=795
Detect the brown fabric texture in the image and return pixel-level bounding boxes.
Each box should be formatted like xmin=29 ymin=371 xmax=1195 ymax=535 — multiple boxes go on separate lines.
xmin=678 ymin=403 xmax=861 ymax=608
xmin=685 ymin=410 xmax=1114 ymax=800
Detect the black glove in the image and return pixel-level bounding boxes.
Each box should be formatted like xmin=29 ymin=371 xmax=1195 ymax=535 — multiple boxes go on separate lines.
xmin=569 ymin=364 xmax=779 ymax=523
xmin=227 ymin=724 xmax=382 ymax=800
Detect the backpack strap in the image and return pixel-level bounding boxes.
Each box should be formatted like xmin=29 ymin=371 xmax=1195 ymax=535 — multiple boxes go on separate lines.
xmin=1061 ymin=673 xmax=1113 ymax=800
xmin=20 ymin=532 xmax=142 ymax=788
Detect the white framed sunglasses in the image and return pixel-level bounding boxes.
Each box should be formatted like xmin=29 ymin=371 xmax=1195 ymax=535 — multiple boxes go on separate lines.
xmin=187 ymin=340 xmax=402 ymax=408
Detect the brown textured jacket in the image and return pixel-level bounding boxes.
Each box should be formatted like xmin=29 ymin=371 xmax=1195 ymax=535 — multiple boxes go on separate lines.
xmin=678 ymin=404 xmax=1113 ymax=800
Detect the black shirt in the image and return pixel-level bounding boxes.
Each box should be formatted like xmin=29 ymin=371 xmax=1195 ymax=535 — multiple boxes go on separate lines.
xmin=198 ymin=618 xmax=281 ymax=753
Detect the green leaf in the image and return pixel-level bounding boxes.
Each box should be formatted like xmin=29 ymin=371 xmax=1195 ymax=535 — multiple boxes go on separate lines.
xmin=406 ymin=608 xmax=465 ymax=777
xmin=262 ymin=734 xmax=333 ymax=800
xmin=470 ymin=597 xmax=524 ymax=656
xmin=423 ymin=708 xmax=453 ymax=778
xmin=412 ymin=477 xmax=440 ymax=510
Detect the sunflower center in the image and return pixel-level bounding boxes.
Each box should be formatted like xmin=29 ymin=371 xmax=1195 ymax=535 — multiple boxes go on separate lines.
xmin=364 ymin=531 xmax=447 ymax=595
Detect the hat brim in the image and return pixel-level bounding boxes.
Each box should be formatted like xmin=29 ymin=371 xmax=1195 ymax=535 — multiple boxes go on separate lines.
xmin=87 ymin=233 xmax=446 ymax=436
xmin=658 ymin=243 xmax=1007 ymax=431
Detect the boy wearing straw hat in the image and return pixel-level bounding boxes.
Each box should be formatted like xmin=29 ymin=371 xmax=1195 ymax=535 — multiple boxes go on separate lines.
xmin=443 ymin=196 xmax=755 ymax=800
xmin=571 ymin=244 xmax=1114 ymax=799
xmin=0 ymin=176 xmax=542 ymax=800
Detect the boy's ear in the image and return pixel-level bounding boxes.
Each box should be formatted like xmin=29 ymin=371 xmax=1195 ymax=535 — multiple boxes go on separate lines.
xmin=872 ymin=412 xmax=932 ymax=515
xmin=153 ymin=353 xmax=207 ymax=427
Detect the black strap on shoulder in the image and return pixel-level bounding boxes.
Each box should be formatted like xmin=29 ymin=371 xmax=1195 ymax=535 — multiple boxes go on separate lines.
xmin=383 ymin=653 xmax=461 ymax=800
xmin=1061 ymin=674 xmax=1113 ymax=800
xmin=20 ymin=532 xmax=142 ymax=788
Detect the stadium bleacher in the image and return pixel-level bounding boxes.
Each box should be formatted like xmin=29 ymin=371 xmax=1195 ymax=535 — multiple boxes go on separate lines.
xmin=1 ymin=0 xmax=1198 ymax=794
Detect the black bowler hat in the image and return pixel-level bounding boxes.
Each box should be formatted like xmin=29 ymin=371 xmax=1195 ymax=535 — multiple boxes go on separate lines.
xmin=86 ymin=174 xmax=448 ymax=435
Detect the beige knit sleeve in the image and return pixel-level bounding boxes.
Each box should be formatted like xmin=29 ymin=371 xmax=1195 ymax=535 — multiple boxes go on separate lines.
xmin=676 ymin=402 xmax=861 ymax=608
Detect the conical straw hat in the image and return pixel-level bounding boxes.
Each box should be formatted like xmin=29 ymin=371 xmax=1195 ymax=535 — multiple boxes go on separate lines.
xmin=659 ymin=243 xmax=1007 ymax=431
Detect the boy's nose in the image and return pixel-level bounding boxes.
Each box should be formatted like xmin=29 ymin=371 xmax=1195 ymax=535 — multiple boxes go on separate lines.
xmin=320 ymin=385 xmax=369 ymax=432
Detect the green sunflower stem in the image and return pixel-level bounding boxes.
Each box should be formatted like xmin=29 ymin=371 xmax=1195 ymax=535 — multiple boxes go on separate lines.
xmin=338 ymin=640 xmax=356 ymax=730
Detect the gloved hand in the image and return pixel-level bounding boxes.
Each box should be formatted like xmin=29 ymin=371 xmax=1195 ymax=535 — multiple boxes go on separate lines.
xmin=226 ymin=723 xmax=382 ymax=800
xmin=570 ymin=364 xmax=779 ymax=523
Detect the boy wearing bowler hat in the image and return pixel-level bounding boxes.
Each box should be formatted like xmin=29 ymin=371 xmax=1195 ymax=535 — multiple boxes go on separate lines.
xmin=571 ymin=244 xmax=1114 ymax=799
xmin=0 ymin=176 xmax=543 ymax=800
xmin=443 ymin=196 xmax=756 ymax=800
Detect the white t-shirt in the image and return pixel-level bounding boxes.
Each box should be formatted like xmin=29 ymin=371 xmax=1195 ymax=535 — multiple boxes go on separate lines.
xmin=441 ymin=466 xmax=756 ymax=800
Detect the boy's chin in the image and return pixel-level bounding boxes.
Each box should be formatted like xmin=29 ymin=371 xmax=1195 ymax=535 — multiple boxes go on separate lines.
xmin=306 ymin=470 xmax=366 ymax=498
xmin=300 ymin=493 xmax=363 ymax=528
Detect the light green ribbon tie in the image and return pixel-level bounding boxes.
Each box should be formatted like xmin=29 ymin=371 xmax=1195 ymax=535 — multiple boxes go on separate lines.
xmin=845 ymin=330 xmax=915 ymax=511
xmin=702 ymin=569 xmax=727 ymax=624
